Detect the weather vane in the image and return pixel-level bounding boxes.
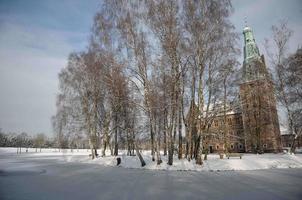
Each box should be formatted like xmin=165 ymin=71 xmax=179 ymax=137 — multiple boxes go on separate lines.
xmin=244 ymin=16 xmax=248 ymax=27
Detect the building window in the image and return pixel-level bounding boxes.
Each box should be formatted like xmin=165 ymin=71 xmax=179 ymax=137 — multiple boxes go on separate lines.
xmin=231 ymin=144 xmax=234 ymax=149
xmin=263 ymin=144 xmax=267 ymax=148
xmin=216 ymin=145 xmax=219 ymax=150
xmin=236 ymin=118 xmax=240 ymax=124
xmin=239 ymin=144 xmax=243 ymax=149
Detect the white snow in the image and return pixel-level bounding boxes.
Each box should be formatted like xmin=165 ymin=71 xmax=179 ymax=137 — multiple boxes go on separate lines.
xmin=1 ymin=147 xmax=302 ymax=171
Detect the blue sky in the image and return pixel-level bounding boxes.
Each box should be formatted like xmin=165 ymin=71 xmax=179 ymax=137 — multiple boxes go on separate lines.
xmin=0 ymin=0 xmax=301 ymax=136
xmin=0 ymin=0 xmax=100 ymax=135
xmin=230 ymin=0 xmax=302 ymax=61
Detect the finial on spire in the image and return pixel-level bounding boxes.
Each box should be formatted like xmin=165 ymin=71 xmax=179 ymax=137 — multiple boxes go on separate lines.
xmin=244 ymin=16 xmax=248 ymax=27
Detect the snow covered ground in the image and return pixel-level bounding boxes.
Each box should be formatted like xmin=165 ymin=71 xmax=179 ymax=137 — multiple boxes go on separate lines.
xmin=1 ymin=147 xmax=302 ymax=171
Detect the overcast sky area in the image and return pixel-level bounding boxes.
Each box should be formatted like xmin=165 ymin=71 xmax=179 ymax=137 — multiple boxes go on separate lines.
xmin=0 ymin=0 xmax=301 ymax=136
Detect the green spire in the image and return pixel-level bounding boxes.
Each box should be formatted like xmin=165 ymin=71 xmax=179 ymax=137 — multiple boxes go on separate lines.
xmin=242 ymin=25 xmax=268 ymax=82
xmin=243 ymin=26 xmax=260 ymax=64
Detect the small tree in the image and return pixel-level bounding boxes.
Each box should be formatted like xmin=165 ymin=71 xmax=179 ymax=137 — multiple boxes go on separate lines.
xmin=35 ymin=133 xmax=46 ymax=152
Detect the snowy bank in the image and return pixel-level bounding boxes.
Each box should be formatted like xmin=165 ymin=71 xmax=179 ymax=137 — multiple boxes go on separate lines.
xmin=1 ymin=147 xmax=302 ymax=172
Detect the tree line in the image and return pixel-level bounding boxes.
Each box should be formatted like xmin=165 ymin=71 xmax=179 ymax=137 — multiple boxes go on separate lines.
xmin=0 ymin=130 xmax=55 ymax=153
xmin=52 ymin=0 xmax=239 ymax=166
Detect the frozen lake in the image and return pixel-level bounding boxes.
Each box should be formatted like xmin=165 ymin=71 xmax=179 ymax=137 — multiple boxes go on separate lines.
xmin=0 ymin=152 xmax=302 ymax=200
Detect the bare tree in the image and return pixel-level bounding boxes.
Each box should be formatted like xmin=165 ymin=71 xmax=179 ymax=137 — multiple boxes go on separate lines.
xmin=147 ymin=0 xmax=184 ymax=165
xmin=264 ymin=21 xmax=301 ymax=153
xmin=34 ymin=133 xmax=46 ymax=152
xmin=52 ymin=0 xmax=239 ymax=167
xmin=183 ymin=0 xmax=237 ymax=164
xmin=16 ymin=132 xmax=29 ymax=154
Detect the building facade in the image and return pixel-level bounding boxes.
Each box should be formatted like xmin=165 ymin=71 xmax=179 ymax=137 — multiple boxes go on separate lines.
xmin=204 ymin=25 xmax=282 ymax=153
xmin=281 ymin=134 xmax=302 ymax=149
xmin=203 ymin=112 xmax=245 ymax=153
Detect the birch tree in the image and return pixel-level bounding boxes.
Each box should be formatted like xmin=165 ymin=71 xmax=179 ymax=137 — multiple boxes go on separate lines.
xmin=264 ymin=21 xmax=301 ymax=153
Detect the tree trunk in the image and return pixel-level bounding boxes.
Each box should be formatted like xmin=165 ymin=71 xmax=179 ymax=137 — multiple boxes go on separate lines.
xmin=94 ymin=148 xmax=98 ymax=157
xmin=127 ymin=130 xmax=131 ymax=156
xmin=178 ymin=104 xmax=183 ymax=159
xmin=102 ymin=138 xmax=106 ymax=157
xmin=102 ymin=113 xmax=110 ymax=157
xmin=163 ymin=108 xmax=167 ymax=156
xmin=188 ymin=127 xmax=192 ymax=161
xmin=90 ymin=138 xmax=95 ymax=159
xmin=114 ymin=114 xmax=118 ymax=156
xmin=196 ymin=135 xmax=203 ymax=165
xmin=196 ymin=63 xmax=204 ymax=165
xmin=132 ymin=129 xmax=135 ymax=156
xmin=290 ymin=134 xmax=297 ymax=154
xmin=155 ymin=117 xmax=162 ymax=165
xmin=167 ymin=114 xmax=176 ymax=165
xmin=134 ymin=141 xmax=146 ymax=167
xmin=223 ymin=78 xmax=229 ymax=154
xmin=110 ymin=142 xmax=114 ymax=156
xmin=150 ymin=119 xmax=155 ymax=161
xmin=93 ymin=86 xmax=99 ymax=157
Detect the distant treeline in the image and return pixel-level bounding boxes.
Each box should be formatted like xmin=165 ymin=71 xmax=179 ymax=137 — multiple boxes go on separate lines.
xmin=0 ymin=129 xmax=89 ymax=150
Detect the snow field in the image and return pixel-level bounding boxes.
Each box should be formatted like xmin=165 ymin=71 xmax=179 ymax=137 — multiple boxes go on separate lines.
xmin=1 ymin=147 xmax=302 ymax=171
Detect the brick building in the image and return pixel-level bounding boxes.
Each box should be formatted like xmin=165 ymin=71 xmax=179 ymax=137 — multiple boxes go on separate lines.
xmin=203 ymin=25 xmax=282 ymax=153
xmin=203 ymin=111 xmax=245 ymax=153
xmin=281 ymin=134 xmax=302 ymax=148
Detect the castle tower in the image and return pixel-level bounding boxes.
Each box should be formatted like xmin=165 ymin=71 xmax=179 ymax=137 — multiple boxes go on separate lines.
xmin=239 ymin=25 xmax=282 ymax=153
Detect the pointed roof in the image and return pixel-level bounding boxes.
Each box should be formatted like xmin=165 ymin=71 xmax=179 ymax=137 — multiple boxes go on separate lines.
xmin=243 ymin=25 xmax=260 ymax=63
